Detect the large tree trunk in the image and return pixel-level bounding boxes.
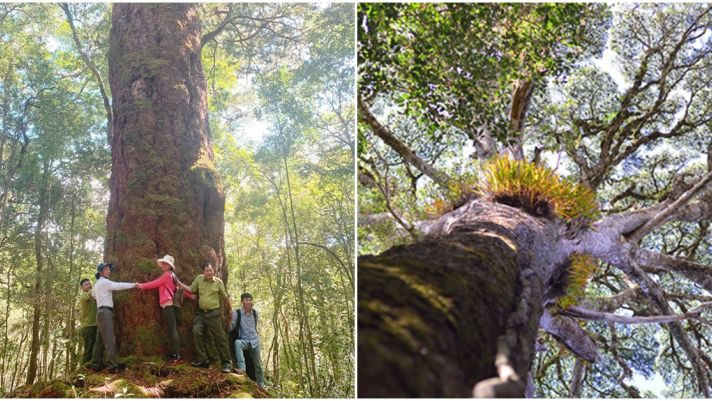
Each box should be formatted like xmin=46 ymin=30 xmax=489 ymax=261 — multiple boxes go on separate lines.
xmin=358 ymin=200 xmax=567 ymax=397
xmin=106 ymin=4 xmax=225 ymax=358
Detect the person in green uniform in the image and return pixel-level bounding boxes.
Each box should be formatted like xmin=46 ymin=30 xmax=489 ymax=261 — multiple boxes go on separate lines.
xmin=77 ymin=278 xmax=103 ymax=364
xmin=179 ymin=261 xmax=233 ymax=373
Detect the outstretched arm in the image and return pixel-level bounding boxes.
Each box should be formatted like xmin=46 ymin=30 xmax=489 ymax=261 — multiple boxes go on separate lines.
xmin=107 ymin=281 xmax=137 ymax=291
xmin=137 ymin=272 xmax=170 ymax=290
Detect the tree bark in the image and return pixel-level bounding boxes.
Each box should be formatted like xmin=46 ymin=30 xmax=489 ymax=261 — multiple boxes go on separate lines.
xmin=358 ymin=200 xmax=566 ymax=397
xmin=106 ymin=4 xmax=225 ymax=358
xmin=568 ymin=358 xmax=586 ymax=398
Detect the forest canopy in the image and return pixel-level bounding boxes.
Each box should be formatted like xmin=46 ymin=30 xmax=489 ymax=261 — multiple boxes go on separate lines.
xmin=0 ymin=3 xmax=354 ymax=398
xmin=358 ymin=3 xmax=711 ymax=398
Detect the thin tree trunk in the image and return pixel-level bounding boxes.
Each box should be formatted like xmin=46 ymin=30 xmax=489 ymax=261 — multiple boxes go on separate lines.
xmin=0 ymin=264 xmax=12 ymax=390
xmin=40 ymin=301 xmax=50 ymax=381
xmin=13 ymin=321 xmax=30 ymax=391
xmin=65 ymin=192 xmax=77 ymax=372
xmin=41 ymin=252 xmax=55 ymax=382
xmin=26 ymin=158 xmax=50 ymax=385
xmin=48 ymin=336 xmax=59 ymax=380
xmin=262 ymin=249 xmax=281 ymax=389
xmin=264 ymin=166 xmax=305 ymax=393
xmin=280 ymin=140 xmax=319 ymax=396
xmin=279 ymin=310 xmax=299 ymax=391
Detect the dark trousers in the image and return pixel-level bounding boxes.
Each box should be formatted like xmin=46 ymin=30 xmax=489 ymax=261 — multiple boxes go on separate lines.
xmin=80 ymin=326 xmax=98 ymax=363
xmin=161 ymin=305 xmax=180 ymax=356
xmin=91 ymin=308 xmax=118 ymax=368
xmin=192 ymin=309 xmax=231 ymax=366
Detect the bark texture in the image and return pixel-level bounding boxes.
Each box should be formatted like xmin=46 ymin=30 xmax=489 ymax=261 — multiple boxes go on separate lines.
xmin=358 ymin=200 xmax=565 ymax=397
xmin=106 ymin=4 xmax=225 ymax=358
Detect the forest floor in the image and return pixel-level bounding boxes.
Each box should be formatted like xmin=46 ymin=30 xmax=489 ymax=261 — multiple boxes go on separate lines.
xmin=6 ymin=356 xmax=270 ymax=398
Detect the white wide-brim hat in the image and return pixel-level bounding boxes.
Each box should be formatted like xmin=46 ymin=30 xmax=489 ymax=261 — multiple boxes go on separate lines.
xmin=157 ymin=254 xmax=175 ymax=270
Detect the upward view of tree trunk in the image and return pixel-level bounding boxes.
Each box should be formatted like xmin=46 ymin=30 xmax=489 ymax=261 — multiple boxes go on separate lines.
xmin=359 ymin=200 xmax=557 ymax=397
xmin=105 ymin=4 xmax=225 ymax=357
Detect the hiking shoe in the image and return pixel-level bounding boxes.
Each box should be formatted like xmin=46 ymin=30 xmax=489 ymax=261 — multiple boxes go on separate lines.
xmin=168 ymin=355 xmax=183 ymax=364
xmin=221 ymin=364 xmax=232 ymax=373
xmin=234 ymin=368 xmax=246 ymax=375
xmin=191 ymin=361 xmax=210 ymax=368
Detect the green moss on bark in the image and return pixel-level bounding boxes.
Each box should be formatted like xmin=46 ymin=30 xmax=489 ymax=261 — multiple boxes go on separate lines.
xmin=358 ymin=230 xmax=521 ymax=397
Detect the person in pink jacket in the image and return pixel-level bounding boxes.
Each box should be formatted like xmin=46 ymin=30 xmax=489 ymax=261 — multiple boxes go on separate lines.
xmin=138 ymin=254 xmax=193 ymax=364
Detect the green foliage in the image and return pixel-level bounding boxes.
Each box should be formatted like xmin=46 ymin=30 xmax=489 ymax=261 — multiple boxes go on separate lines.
xmin=482 ymin=156 xmax=599 ymax=221
xmin=359 ymin=3 xmax=610 ymax=141
xmin=211 ymin=4 xmax=355 ymax=398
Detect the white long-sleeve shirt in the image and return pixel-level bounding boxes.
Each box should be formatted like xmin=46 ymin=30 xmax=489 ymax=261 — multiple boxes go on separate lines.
xmin=91 ymin=276 xmax=135 ymax=308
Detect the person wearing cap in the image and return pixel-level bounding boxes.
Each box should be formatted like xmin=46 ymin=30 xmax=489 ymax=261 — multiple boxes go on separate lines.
xmin=178 ymin=261 xmax=233 ymax=373
xmin=88 ymin=262 xmax=138 ymax=373
xmin=77 ymin=278 xmax=103 ymax=364
xmin=137 ymin=254 xmax=194 ymax=364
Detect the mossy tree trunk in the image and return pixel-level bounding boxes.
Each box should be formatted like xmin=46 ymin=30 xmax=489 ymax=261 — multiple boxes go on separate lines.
xmin=358 ymin=200 xmax=568 ymax=397
xmin=105 ymin=4 xmax=225 ymax=359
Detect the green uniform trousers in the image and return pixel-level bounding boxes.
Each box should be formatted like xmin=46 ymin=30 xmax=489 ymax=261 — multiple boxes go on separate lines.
xmin=79 ymin=326 xmax=100 ymax=364
xmin=192 ymin=309 xmax=231 ymax=366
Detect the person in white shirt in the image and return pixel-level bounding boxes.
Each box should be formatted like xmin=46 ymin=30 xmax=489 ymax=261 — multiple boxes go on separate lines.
xmin=88 ymin=262 xmax=137 ymax=373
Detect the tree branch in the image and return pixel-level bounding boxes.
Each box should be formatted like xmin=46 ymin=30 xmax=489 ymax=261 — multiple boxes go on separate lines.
xmin=200 ymin=4 xmax=234 ymax=47
xmin=297 ymin=241 xmax=351 ymax=286
xmin=628 ymin=169 xmax=712 ymax=242
xmin=358 ymin=99 xmax=452 ymax=190
xmin=568 ymin=358 xmax=586 ymax=398
xmin=560 ymin=302 xmax=712 ymax=324
xmin=60 ymin=3 xmax=112 ymax=142
xmin=505 ymin=79 xmax=534 ymax=160
xmin=575 ymin=215 xmax=712 ymax=396
xmin=539 ymin=309 xmax=600 ymax=363
xmin=634 ymin=246 xmax=712 ymax=293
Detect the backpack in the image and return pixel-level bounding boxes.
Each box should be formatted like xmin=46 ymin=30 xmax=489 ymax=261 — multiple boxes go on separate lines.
xmin=229 ymin=308 xmax=258 ymax=342
xmin=171 ymin=272 xmax=184 ymax=308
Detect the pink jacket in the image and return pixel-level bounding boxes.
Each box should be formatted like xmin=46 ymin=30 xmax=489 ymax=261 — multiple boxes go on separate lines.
xmin=138 ymin=271 xmax=195 ymax=307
